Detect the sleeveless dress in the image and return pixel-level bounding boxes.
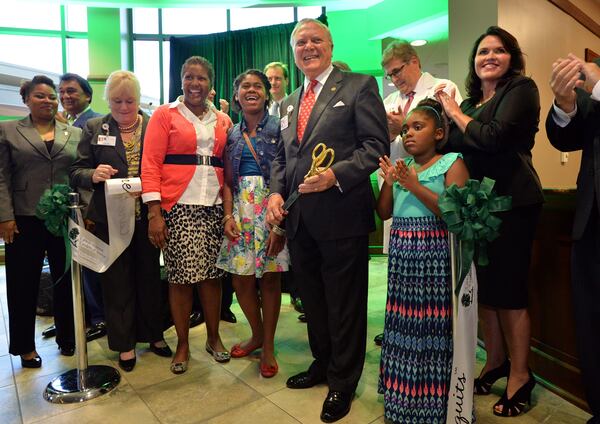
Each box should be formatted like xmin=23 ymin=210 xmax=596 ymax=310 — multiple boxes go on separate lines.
xmin=378 ymin=152 xmax=461 ymax=424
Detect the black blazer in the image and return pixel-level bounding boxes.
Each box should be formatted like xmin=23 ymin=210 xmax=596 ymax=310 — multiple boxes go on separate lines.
xmin=445 ymin=75 xmax=544 ymax=207
xmin=70 ymin=112 xmax=149 ymax=229
xmin=270 ymin=67 xmax=389 ymax=240
xmin=546 ymin=82 xmax=600 ymax=240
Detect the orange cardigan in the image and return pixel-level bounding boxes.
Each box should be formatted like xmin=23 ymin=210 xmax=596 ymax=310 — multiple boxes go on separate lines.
xmin=141 ymin=104 xmax=233 ymax=212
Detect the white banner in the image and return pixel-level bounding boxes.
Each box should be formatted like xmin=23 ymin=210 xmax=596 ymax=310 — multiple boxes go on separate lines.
xmin=446 ymin=263 xmax=478 ymax=424
xmin=68 ymin=177 xmax=141 ymax=273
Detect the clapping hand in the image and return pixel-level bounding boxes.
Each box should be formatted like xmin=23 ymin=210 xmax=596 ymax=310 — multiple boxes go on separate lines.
xmin=379 ymin=156 xmax=399 ymax=185
xmin=396 ymin=159 xmax=419 ymax=192
xmin=387 ymin=110 xmax=405 ymax=140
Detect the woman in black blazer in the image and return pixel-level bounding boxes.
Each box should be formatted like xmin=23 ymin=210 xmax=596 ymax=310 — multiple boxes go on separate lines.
xmin=0 ymin=76 xmax=78 ymax=367
xmin=70 ymin=70 xmax=170 ymax=372
xmin=436 ymin=26 xmax=543 ymax=417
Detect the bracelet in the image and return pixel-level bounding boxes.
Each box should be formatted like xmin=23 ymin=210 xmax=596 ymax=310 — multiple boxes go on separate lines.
xmin=147 ymin=212 xmax=158 ymax=220
xmin=222 ymin=214 xmax=234 ymax=225
xmin=271 ymin=224 xmax=286 ymax=236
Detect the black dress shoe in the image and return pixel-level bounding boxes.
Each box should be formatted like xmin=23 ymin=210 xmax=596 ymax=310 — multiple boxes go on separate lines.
xmin=59 ymin=345 xmax=75 ymax=356
xmin=150 ymin=341 xmax=173 ymax=357
xmin=86 ymin=322 xmax=107 ymax=342
xmin=286 ymin=371 xmax=326 ymax=389
xmin=220 ymin=309 xmax=237 ymax=323
xmin=291 ymin=297 xmax=305 ymax=313
xmin=373 ymin=333 xmax=383 ymax=346
xmin=42 ymin=324 xmax=56 ymax=338
xmin=320 ymin=391 xmax=353 ymax=423
xmin=118 ymin=355 xmax=136 ymax=372
xmin=189 ymin=311 xmax=204 ymax=328
xmin=298 ymin=313 xmax=307 ymax=323
xmin=20 ymin=355 xmax=42 ymax=368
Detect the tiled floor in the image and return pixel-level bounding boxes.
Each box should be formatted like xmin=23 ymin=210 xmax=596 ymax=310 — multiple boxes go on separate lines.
xmin=0 ymin=257 xmax=592 ymax=423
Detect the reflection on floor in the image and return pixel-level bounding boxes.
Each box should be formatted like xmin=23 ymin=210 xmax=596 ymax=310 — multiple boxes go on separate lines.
xmin=0 ymin=257 xmax=591 ymax=423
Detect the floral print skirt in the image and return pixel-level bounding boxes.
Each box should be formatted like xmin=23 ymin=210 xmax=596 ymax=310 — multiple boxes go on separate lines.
xmin=216 ymin=176 xmax=289 ymax=278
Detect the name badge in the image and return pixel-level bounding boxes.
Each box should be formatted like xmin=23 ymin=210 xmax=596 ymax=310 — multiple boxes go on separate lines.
xmin=97 ymin=135 xmax=117 ymax=146
xmin=280 ymin=115 xmax=289 ymax=130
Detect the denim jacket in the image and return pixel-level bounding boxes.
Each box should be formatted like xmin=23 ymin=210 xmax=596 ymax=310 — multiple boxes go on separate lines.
xmin=226 ymin=111 xmax=280 ymax=193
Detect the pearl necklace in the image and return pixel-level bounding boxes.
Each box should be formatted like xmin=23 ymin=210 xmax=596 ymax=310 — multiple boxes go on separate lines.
xmin=118 ymin=115 xmax=141 ymax=133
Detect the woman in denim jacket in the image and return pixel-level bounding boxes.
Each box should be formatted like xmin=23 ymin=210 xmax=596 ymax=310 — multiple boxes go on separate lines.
xmin=216 ymin=69 xmax=288 ymax=378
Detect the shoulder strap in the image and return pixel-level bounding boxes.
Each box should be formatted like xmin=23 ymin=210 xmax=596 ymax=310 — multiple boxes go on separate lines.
xmin=241 ymin=131 xmax=261 ymax=166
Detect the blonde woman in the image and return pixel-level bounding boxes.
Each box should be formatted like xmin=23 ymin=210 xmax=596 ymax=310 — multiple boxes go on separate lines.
xmin=71 ymin=71 xmax=171 ymax=372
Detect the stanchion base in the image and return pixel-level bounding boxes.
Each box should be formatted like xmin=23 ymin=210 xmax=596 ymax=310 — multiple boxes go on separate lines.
xmin=43 ymin=365 xmax=121 ymax=404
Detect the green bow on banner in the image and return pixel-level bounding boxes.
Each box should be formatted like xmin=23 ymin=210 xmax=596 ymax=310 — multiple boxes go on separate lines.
xmin=438 ymin=177 xmax=512 ymax=295
xmin=35 ymin=184 xmax=73 ymax=273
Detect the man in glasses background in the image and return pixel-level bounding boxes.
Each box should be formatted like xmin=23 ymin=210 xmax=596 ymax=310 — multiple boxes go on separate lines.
xmin=382 ymin=41 xmax=463 ymax=163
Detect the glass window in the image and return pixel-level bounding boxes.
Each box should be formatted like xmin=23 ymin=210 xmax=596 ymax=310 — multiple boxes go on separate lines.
xmin=66 ymin=38 xmax=89 ymax=78
xmin=0 ymin=1 xmax=61 ymax=30
xmin=133 ymin=8 xmax=159 ymax=34
xmin=0 ymin=34 xmax=62 ymax=74
xmin=66 ymin=4 xmax=88 ymax=32
xmin=230 ymin=7 xmax=294 ymax=31
xmin=162 ymin=8 xmax=227 ymax=35
xmin=163 ymin=41 xmax=170 ymax=103
xmin=297 ymin=6 xmax=324 ymax=20
xmin=134 ymin=40 xmax=160 ymax=105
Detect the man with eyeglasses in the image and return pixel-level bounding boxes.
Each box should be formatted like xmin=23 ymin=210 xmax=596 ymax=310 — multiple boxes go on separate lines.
xmin=382 ymin=41 xmax=462 ymax=163
xmin=374 ymin=41 xmax=463 ymax=346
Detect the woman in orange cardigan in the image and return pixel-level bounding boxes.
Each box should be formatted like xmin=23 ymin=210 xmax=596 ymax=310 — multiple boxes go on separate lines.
xmin=142 ymin=56 xmax=233 ymax=374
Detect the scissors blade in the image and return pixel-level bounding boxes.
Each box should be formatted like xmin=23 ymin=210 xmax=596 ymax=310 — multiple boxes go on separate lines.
xmin=282 ymin=190 xmax=301 ymax=211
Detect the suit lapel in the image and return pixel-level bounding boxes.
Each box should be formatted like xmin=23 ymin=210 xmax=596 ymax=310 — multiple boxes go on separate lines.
xmin=106 ymin=116 xmax=128 ymax=166
xmin=300 ymin=68 xmax=343 ymax=151
xmin=16 ymin=116 xmax=51 ymax=159
xmin=286 ymin=89 xmax=302 ymax=145
xmin=50 ymin=121 xmax=71 ymax=157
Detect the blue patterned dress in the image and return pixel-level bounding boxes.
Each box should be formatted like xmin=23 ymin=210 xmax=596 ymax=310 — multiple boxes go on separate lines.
xmin=378 ymin=153 xmax=461 ymax=424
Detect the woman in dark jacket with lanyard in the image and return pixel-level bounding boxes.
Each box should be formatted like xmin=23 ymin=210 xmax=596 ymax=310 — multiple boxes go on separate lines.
xmin=436 ymin=26 xmax=543 ymax=417
xmin=216 ymin=70 xmax=288 ymax=378
xmin=70 ymin=70 xmax=170 ymax=372
xmin=0 ymin=75 xmax=78 ymax=367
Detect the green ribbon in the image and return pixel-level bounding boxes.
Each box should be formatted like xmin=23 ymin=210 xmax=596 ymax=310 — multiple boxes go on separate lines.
xmin=438 ymin=177 xmax=512 ymax=295
xmin=35 ymin=184 xmax=73 ymax=273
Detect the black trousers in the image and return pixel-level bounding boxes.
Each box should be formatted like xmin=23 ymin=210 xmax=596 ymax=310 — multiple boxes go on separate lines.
xmin=572 ymin=201 xmax=600 ymax=421
xmin=288 ymin=219 xmax=368 ymax=394
xmin=5 ymin=216 xmax=74 ymax=355
xmin=98 ymin=219 xmax=164 ymax=352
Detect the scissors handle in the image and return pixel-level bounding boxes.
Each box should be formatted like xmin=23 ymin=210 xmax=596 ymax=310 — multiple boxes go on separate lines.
xmin=305 ymin=143 xmax=335 ymax=179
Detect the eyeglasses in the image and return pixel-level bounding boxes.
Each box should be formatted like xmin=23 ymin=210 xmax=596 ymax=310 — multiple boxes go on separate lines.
xmin=384 ymin=62 xmax=409 ymax=80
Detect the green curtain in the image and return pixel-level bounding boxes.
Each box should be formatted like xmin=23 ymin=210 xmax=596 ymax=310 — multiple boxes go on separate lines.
xmin=169 ymin=22 xmax=303 ymax=122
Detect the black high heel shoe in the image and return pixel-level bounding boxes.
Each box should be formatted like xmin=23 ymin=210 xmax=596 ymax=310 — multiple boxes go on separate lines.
xmin=493 ymin=370 xmax=536 ymax=417
xmin=474 ymin=358 xmax=510 ymax=395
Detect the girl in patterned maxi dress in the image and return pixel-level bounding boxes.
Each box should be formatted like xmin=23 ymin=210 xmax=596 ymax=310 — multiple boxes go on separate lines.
xmin=377 ymin=98 xmax=469 ymax=423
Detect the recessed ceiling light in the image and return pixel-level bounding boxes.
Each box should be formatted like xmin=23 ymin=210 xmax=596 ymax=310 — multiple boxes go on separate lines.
xmin=410 ymin=39 xmax=427 ymax=46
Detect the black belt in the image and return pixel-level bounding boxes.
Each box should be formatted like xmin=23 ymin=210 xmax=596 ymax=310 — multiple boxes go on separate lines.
xmin=163 ymin=154 xmax=223 ymax=168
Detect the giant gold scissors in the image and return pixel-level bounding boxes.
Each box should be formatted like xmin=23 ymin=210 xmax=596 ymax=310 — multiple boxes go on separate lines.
xmin=283 ymin=142 xmax=335 ymax=211
xmin=304 ymin=142 xmax=335 ymax=179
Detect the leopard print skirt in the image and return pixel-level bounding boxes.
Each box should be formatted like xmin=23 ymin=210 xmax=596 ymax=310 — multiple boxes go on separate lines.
xmin=163 ymin=203 xmax=225 ymax=284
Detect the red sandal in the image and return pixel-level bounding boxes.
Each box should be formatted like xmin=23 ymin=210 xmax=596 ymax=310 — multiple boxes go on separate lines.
xmin=230 ymin=342 xmax=262 ymax=358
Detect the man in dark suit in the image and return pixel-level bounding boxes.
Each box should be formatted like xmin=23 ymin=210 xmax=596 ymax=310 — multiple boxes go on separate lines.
xmin=546 ymin=54 xmax=600 ymax=424
xmin=267 ymin=18 xmax=388 ymax=423
xmin=42 ymin=73 xmax=106 ymax=342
